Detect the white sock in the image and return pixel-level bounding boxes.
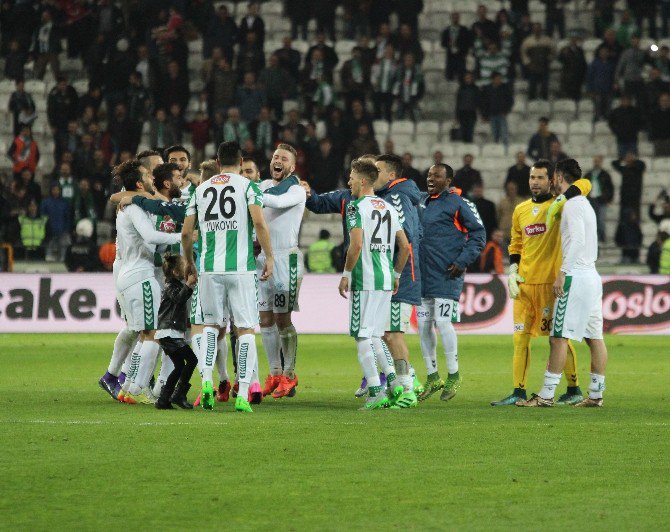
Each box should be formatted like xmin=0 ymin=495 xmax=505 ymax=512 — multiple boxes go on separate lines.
xmin=201 ymin=327 xmax=218 ymax=383
xmin=153 ymin=352 xmax=174 ymax=396
xmin=261 ymin=325 xmax=282 ymax=376
xmin=108 ymin=327 xmax=138 ymax=375
xmin=356 ymin=338 xmax=381 ymax=388
xmin=216 ymin=336 xmax=229 ymax=382
xmin=237 ymin=334 xmax=258 ymax=399
xmin=279 ymin=324 xmax=298 ymax=378
xmin=191 ymin=333 xmax=203 ymax=376
xmin=436 ymin=320 xmax=459 ymax=374
xmin=122 ymin=341 xmax=143 ymax=392
xmin=588 ymin=373 xmax=606 ymax=399
xmin=130 ymin=340 xmax=160 ymax=395
xmin=371 ymin=337 xmax=395 ymax=382
xmin=418 ymin=319 xmax=438 ymax=375
xmin=539 ymin=371 xmax=562 ymax=400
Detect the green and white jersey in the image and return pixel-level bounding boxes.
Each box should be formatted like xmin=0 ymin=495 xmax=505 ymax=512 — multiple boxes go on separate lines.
xmin=186 ymin=172 xmax=263 ymax=274
xmin=346 ymin=195 xmax=401 ymax=291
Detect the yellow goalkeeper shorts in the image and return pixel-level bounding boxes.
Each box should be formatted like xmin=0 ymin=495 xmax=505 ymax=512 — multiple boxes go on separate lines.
xmin=513 ymin=283 xmax=555 ymax=337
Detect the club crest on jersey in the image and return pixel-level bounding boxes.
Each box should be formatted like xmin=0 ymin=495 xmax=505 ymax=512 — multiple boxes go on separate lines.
xmin=159 ymin=217 xmax=176 ymax=233
xmin=524 ymin=223 xmax=546 ymax=236
xmin=210 ymin=174 xmax=231 ymax=185
xmin=370 ymin=199 xmax=386 ymax=210
xmin=532 ymin=206 xmax=540 ymax=216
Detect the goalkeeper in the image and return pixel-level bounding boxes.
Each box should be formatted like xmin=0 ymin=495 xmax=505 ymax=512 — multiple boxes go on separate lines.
xmin=491 ymin=159 xmax=591 ymax=406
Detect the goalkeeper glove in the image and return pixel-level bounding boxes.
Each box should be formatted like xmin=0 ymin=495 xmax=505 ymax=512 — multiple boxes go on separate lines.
xmin=507 ymin=263 xmax=525 ymax=299
xmin=546 ymin=194 xmax=566 ymax=231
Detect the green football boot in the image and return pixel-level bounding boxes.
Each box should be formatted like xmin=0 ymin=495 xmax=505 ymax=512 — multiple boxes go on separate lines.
xmin=390 ymin=391 xmax=418 ymax=409
xmin=556 ymin=387 xmax=584 ymax=405
xmin=387 ymin=384 xmax=404 ymax=406
xmin=413 ymin=374 xmax=424 ymax=396
xmin=440 ymin=372 xmax=462 ymax=401
xmin=490 ymin=389 xmax=527 ymax=406
xmin=360 ymin=389 xmax=390 ymax=410
xmin=417 ymin=373 xmax=444 ymax=402
xmin=235 ymin=396 xmax=253 ymax=412
xmin=201 ymin=381 xmax=215 ymax=410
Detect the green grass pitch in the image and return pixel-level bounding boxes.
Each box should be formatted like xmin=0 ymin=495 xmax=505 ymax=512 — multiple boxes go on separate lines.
xmin=0 ymin=333 xmax=669 ymax=530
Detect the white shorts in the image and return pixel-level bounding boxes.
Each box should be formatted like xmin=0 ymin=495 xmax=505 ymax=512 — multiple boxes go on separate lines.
xmin=199 ymin=273 xmax=258 ymax=329
xmin=416 ymin=298 xmax=461 ymax=324
xmin=120 ymin=277 xmax=161 ymax=332
xmin=257 ymin=249 xmax=303 ymax=314
xmin=386 ymin=301 xmax=413 ymax=332
xmin=551 ymin=271 xmax=603 ymax=341
xmin=349 ymin=290 xmax=391 ymax=339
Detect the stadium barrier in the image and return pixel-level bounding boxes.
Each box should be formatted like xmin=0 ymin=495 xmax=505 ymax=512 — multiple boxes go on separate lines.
xmin=0 ymin=273 xmax=668 ymax=334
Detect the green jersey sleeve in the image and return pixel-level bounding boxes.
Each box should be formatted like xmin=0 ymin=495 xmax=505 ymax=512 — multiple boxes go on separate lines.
xmin=345 ymin=200 xmax=362 ymax=231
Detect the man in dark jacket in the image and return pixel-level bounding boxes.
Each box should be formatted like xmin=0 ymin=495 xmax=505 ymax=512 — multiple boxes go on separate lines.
xmin=455 ymin=71 xmax=479 ymax=143
xmin=612 ymin=152 xmax=645 ymax=222
xmin=453 ymin=154 xmax=483 ymax=197
xmin=469 ymin=182 xmax=497 ymax=241
xmin=441 ymin=12 xmax=472 ymax=80
xmin=608 ymin=94 xmax=643 ymax=158
xmin=584 ymin=155 xmax=614 ymax=242
xmin=558 ymin=34 xmax=587 ymax=103
xmin=650 ymin=92 xmax=670 ymax=156
xmin=505 ymin=151 xmax=531 ymax=197
xmin=480 ymin=73 xmax=514 ymax=147
xmin=309 ymin=138 xmax=341 ymax=192
xmin=527 ymin=117 xmax=558 ymax=161
xmin=47 ymin=76 xmax=79 ymax=135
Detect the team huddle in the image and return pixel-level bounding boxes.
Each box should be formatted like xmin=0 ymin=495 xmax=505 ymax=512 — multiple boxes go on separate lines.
xmin=97 ymin=140 xmax=608 ymax=413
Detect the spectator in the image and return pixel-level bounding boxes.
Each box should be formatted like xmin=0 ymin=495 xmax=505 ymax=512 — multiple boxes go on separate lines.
xmin=274 ymin=36 xmax=302 ymax=82
xmin=341 ymin=47 xmax=371 ymax=109
xmin=348 ymin=124 xmax=380 ymax=161
xmin=647 ymin=230 xmax=668 ymax=274
xmin=541 ymin=0 xmax=566 ymax=38
xmin=480 ymin=72 xmax=513 ymax=147
xmin=187 ymin=111 xmax=211 ymax=166
xmin=159 ymin=60 xmax=189 ymax=118
xmin=371 ymin=44 xmax=397 ymax=122
xmin=313 ymin=0 xmax=337 ymax=42
xmin=548 ymin=140 xmax=568 ymax=165
xmin=4 ymin=40 xmax=27 ymax=82
xmin=54 ymin=162 xmax=77 ymax=207
xmin=19 ymin=169 xmax=42 ymax=205
xmin=608 ymin=95 xmax=643 ymax=158
xmin=593 ymin=0 xmax=616 ymax=38
xmin=513 ymin=14 xmax=534 ymax=70
xmin=583 ymin=155 xmax=614 ymax=242
xmin=73 ymin=134 xmax=96 ymax=178
xmin=615 ymin=209 xmax=643 ymax=264
xmin=455 ymin=71 xmax=479 ymax=143
xmin=284 ymin=109 xmax=308 ymax=141
xmin=310 ymin=139 xmax=341 ymax=192
xmin=558 ymin=33 xmax=587 ymax=104
xmin=527 ymin=117 xmax=559 ymax=161
xmin=505 ymin=151 xmax=531 ymax=196
xmin=401 ymin=152 xmax=423 ymax=187
xmin=479 ymin=228 xmax=505 ymax=273
xmin=65 ymin=218 xmax=101 ymax=272
xmin=615 ymin=34 xmax=647 ymax=107
xmin=72 ymin=178 xmax=98 ymax=228
xmin=395 ymin=0 xmax=424 ymax=34
xmin=90 ymin=150 xmax=112 ymax=189
xmin=126 ymin=71 xmax=151 ymax=149
xmin=237 ymin=31 xmax=265 ymax=78
xmin=649 ymin=190 xmax=670 ymax=226
xmin=497 ymin=180 xmax=524 ymax=251
xmin=238 ymin=2 xmax=265 ymax=49
xmin=441 ymin=12 xmax=472 ymax=81
xmin=7 ymin=125 xmax=39 ymax=179
xmin=223 ymin=107 xmax=250 ymax=145
xmin=150 ymin=109 xmax=178 ymax=149
xmin=30 ymin=9 xmax=61 ymax=79
xmin=587 ymin=47 xmax=616 ymax=122
xmin=55 ymin=120 xmax=81 ymax=166
xmin=18 ymin=199 xmax=48 ymax=260
xmin=47 ymin=76 xmax=79 ymax=135
xmin=469 ymin=182 xmax=497 ymax=240
xmin=393 ymin=23 xmax=424 ymax=64
xmin=373 ymin=22 xmax=394 ymax=60
xmin=285 ymin=0 xmax=310 ymax=41
xmin=8 ymin=80 xmax=36 ymax=137
xmin=78 ymin=84 xmax=103 ymax=117
xmin=250 ymin=106 xmax=279 ymax=159
xmin=108 ymin=103 xmax=137 ymax=155
xmin=615 ymin=10 xmax=639 ymax=48
xmin=477 ymin=41 xmax=510 ymax=86
xmin=259 ymin=54 xmax=295 ymax=122
xmin=521 ymin=23 xmax=555 ymax=100
xmin=649 ymin=93 xmax=670 ymax=156
xmin=301 ymin=48 xmax=330 ymax=117
xmin=325 ymin=107 xmax=348 ymax=170
xmin=104 ymin=38 xmax=136 ymax=110
xmin=235 ymin=72 xmax=266 ymax=124
xmin=41 ymin=183 xmax=71 ymax=262
xmin=453 ymin=154 xmax=483 ymax=197
xmin=596 ymin=27 xmax=623 ymax=66
xmin=645 ymin=68 xmax=670 ymax=123
xmin=306 ymin=31 xmax=339 ymax=74
xmin=472 ymin=4 xmax=498 ymax=43
xmin=205 ymin=56 xmax=237 ymax=115
xmin=655 ymin=46 xmax=670 ymax=80
xmin=612 ymin=151 xmax=645 ymax=221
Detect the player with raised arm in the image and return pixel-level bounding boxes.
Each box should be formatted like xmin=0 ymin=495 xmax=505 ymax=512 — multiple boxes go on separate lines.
xmin=339 ymin=159 xmax=410 ymax=410
xmin=257 ymin=144 xmax=306 ymax=399
xmin=113 ymin=161 xmax=181 ymax=404
xmin=416 ymin=163 xmax=486 ymax=402
xmin=517 ymin=159 xmax=608 ymax=407
xmin=491 ymin=159 xmax=591 ymax=406
xmin=181 ymin=141 xmax=273 ymax=413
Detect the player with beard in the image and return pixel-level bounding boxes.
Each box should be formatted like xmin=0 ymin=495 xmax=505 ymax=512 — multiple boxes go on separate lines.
xmin=258 ymin=144 xmax=306 ymax=399
xmin=165 ymin=145 xmax=196 ymax=202
xmin=113 ymin=161 xmax=181 ymax=404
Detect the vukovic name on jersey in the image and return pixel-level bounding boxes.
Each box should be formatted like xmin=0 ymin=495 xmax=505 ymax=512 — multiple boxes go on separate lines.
xmin=205 ymin=220 xmax=239 ymax=231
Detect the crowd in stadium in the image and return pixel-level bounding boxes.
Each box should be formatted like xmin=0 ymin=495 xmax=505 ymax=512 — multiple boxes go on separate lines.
xmin=0 ymin=0 xmax=669 ymax=273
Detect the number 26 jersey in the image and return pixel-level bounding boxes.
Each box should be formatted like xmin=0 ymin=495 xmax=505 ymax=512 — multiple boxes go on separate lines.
xmin=186 ymin=172 xmax=264 ymax=274
xmin=346 ymin=195 xmax=401 ymax=292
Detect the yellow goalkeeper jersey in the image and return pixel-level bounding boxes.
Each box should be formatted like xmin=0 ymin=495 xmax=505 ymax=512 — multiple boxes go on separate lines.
xmin=508 ymin=179 xmax=591 ymax=285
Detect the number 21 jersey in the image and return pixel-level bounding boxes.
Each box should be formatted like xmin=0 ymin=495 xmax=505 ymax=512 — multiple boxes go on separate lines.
xmin=186 ymin=172 xmax=264 ymax=274
xmin=346 ymin=195 xmax=401 ymax=291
